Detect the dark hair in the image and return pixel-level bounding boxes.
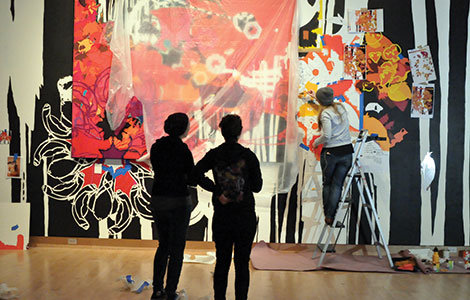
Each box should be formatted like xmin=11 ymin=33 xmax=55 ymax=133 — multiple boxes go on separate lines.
xmin=164 ymin=113 xmax=189 ymax=137
xmin=219 ymin=114 xmax=242 ymax=141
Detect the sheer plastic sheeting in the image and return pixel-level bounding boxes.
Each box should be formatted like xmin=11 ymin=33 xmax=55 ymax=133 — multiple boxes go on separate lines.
xmin=105 ymin=0 xmax=299 ymax=192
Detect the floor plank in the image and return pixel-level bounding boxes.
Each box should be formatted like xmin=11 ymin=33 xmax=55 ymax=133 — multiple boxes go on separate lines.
xmin=0 ymin=246 xmax=468 ymax=300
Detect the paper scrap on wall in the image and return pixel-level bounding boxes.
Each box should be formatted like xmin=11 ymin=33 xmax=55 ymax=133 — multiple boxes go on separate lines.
xmin=344 ymin=44 xmax=367 ymax=80
xmin=0 ymin=130 xmax=11 ymax=144
xmin=408 ymin=46 xmax=437 ymax=83
xmin=6 ymin=155 xmax=21 ymax=179
xmin=411 ymin=83 xmax=434 ymax=118
xmin=421 ymin=152 xmax=435 ymax=190
xmin=348 ymin=9 xmax=384 ymax=33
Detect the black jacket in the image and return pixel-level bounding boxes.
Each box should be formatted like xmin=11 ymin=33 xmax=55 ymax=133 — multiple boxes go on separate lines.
xmin=191 ymin=141 xmax=263 ymax=214
xmin=150 ymin=136 xmax=193 ymax=197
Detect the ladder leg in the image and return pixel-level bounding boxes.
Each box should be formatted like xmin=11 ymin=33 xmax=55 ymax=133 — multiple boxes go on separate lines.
xmin=358 ymin=166 xmax=394 ymax=268
xmin=355 ymin=177 xmax=381 ymax=256
xmin=366 ymin=201 xmax=394 ymax=267
xmin=314 ymin=163 xmax=355 ymax=264
xmin=359 ymin=190 xmax=382 ymax=259
xmin=312 ymin=224 xmax=328 ymax=258
xmin=318 ymin=194 xmax=349 ymax=266
xmin=318 ymin=225 xmax=336 ymax=267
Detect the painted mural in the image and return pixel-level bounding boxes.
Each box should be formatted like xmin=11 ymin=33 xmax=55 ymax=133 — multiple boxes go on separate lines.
xmin=0 ymin=0 xmax=469 ymax=246
xmin=72 ymin=0 xmax=297 ymax=164
xmin=72 ymin=1 xmax=146 ymax=159
xmin=43 ymin=0 xmax=298 ymax=240
xmin=288 ymin=0 xmax=469 ymax=245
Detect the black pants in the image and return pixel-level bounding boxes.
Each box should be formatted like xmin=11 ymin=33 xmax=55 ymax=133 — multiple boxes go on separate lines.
xmin=213 ymin=211 xmax=256 ymax=300
xmin=152 ymin=204 xmax=191 ymax=296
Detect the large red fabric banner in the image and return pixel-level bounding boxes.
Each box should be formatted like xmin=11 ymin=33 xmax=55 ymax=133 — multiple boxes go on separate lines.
xmin=72 ymin=0 xmax=297 ymax=162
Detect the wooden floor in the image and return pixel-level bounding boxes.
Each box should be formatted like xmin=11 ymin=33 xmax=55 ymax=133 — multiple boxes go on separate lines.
xmin=1 ymin=244 xmax=469 ymax=300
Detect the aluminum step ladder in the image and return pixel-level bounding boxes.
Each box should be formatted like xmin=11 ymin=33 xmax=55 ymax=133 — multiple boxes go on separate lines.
xmin=312 ymin=129 xmax=393 ymax=268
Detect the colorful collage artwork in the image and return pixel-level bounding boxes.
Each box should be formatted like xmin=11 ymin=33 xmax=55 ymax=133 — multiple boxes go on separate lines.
xmin=344 ymin=44 xmax=367 ymax=80
xmin=72 ymin=1 xmax=146 ymax=159
xmin=348 ymin=9 xmax=384 ymax=33
xmin=408 ymin=46 xmax=437 ymax=84
xmin=6 ymin=156 xmax=20 ymax=179
xmin=411 ymin=84 xmax=434 ymax=118
xmin=298 ymin=31 xmax=412 ymax=156
xmin=0 ymin=130 xmax=11 ymax=144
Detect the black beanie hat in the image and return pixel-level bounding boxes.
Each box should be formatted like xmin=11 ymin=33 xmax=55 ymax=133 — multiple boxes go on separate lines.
xmin=316 ymin=87 xmax=334 ymax=106
xmin=164 ymin=113 xmax=189 ymax=137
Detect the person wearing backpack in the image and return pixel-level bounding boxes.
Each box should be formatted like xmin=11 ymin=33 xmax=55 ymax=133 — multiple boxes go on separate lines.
xmin=191 ymin=114 xmax=263 ymax=300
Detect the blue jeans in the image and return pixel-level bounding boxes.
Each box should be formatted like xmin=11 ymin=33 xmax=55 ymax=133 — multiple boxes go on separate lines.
xmin=320 ymin=149 xmax=352 ymax=219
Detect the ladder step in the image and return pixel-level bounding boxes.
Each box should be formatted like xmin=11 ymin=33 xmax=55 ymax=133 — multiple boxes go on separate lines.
xmin=328 ymin=221 xmax=345 ymax=228
xmin=317 ymin=243 xmax=336 ymax=253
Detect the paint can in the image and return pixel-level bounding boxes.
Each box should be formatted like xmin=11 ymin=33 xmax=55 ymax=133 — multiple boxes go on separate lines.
xmin=447 ymin=260 xmax=454 ymax=270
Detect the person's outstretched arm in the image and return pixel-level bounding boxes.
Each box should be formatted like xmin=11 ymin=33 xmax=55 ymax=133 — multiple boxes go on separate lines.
xmin=189 ymin=151 xmax=216 ymax=192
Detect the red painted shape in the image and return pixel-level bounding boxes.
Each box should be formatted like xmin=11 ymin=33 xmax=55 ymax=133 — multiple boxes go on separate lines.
xmin=297 ymin=121 xmax=308 ymax=145
xmin=328 ymin=80 xmax=354 ymax=96
xmin=0 ymin=234 xmax=24 ymax=250
xmin=394 ymin=100 xmax=408 ymax=112
xmin=308 ymin=136 xmax=323 ymax=161
xmin=322 ymin=34 xmax=344 ymax=60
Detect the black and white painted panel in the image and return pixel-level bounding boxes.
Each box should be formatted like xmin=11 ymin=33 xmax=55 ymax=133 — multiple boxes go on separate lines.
xmin=0 ymin=1 xmax=44 ymax=205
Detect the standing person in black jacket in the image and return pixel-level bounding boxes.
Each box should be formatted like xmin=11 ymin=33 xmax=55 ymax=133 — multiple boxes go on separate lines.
xmin=191 ymin=114 xmax=263 ymax=300
xmin=150 ymin=112 xmax=196 ymax=300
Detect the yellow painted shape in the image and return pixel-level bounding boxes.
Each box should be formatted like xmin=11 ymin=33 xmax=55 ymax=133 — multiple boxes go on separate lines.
xmin=369 ymin=51 xmax=382 ymax=64
xmin=382 ymin=44 xmax=402 ymax=63
xmin=312 ymin=0 xmax=324 ymax=49
xmin=77 ymin=38 xmax=93 ymax=54
xmin=378 ymin=61 xmax=397 ymax=86
xmin=388 ymin=82 xmax=411 ymax=102
xmin=365 ymin=33 xmax=384 ymax=48
xmin=363 ymin=114 xmax=390 ymax=151
xmin=298 ymin=102 xmax=321 ymax=117
xmin=305 ymin=82 xmax=318 ymax=92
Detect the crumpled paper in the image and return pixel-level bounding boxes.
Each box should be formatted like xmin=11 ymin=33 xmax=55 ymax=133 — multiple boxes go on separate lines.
xmin=408 ymin=248 xmax=433 ymax=262
xmin=183 ymin=252 xmax=216 ymax=265
xmin=0 ymin=283 xmax=19 ymax=300
xmin=421 ymin=152 xmax=435 ymax=190
xmin=117 ymin=275 xmax=152 ymax=294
